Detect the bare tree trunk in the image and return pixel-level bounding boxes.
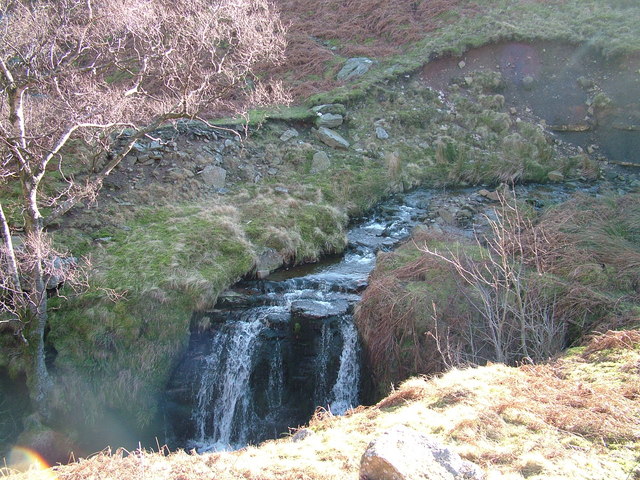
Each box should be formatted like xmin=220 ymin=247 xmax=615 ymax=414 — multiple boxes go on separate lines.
xmin=0 ymin=202 xmax=21 ymax=296
xmin=21 ymin=174 xmax=54 ymax=422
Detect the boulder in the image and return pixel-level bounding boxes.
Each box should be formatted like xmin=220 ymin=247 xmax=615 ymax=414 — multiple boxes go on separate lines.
xmin=280 ymin=128 xmax=299 ymax=142
xmin=311 ymin=151 xmax=331 ymax=173
xmin=359 ymin=425 xmax=484 ymax=480
xmin=337 ymin=57 xmax=374 ymax=81
xmin=375 ymin=126 xmax=389 ymax=140
xmin=200 ymin=165 xmax=227 ymax=188
xmin=316 ymin=113 xmax=344 ymax=129
xmin=316 ymin=127 xmax=350 ymax=149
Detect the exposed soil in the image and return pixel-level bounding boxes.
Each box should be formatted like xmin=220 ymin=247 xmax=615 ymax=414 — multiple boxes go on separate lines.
xmin=421 ymin=41 xmax=640 ymax=165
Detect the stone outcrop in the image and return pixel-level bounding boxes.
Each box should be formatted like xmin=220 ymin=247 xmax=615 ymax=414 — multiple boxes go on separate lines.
xmin=316 ymin=113 xmax=344 ymax=129
xmin=200 ymin=165 xmax=227 ymax=188
xmin=360 ymin=425 xmax=484 ymax=480
xmin=337 ymin=57 xmax=375 ymax=81
xmin=311 ymin=151 xmax=331 ymax=173
xmin=280 ymin=128 xmax=300 ymax=142
xmin=316 ymin=127 xmax=350 ymax=149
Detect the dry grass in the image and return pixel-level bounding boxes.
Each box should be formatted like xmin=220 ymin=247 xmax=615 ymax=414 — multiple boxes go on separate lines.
xmin=267 ymin=0 xmax=476 ymax=98
xmin=5 ymin=331 xmax=636 ymax=480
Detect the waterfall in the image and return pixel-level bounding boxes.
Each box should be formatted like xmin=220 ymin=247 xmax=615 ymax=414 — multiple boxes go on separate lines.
xmin=191 ymin=318 xmax=265 ymax=451
xmin=330 ymin=319 xmax=360 ymax=415
xmin=314 ymin=322 xmax=332 ymax=405
xmin=166 ymin=189 xmax=432 ymax=451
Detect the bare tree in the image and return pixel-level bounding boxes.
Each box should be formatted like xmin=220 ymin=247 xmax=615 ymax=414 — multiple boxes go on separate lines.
xmin=0 ymin=0 xmax=286 ymax=422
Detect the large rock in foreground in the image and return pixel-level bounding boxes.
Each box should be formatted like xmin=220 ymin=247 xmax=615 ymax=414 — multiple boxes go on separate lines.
xmin=360 ymin=425 xmax=484 ymax=480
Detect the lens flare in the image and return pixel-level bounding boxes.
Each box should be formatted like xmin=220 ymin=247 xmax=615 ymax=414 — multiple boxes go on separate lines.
xmin=3 ymin=446 xmax=58 ymax=479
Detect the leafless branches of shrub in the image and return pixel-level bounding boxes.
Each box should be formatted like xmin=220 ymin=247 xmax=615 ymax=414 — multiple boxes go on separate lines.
xmin=419 ymin=193 xmax=568 ymax=365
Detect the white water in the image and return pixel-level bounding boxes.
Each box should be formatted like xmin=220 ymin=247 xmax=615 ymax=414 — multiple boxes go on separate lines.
xmin=191 ymin=318 xmax=264 ymax=451
xmin=315 ymin=322 xmax=332 ymax=405
xmin=330 ymin=320 xmax=360 ymax=415
xmin=267 ymin=341 xmax=284 ymax=409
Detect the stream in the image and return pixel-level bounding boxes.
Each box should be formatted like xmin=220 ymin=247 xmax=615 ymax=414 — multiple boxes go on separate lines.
xmin=164 ymin=189 xmax=432 ymax=451
xmin=163 ymin=180 xmax=609 ymax=453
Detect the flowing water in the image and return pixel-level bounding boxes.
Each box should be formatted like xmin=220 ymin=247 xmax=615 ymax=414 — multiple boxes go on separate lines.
xmin=165 ymin=190 xmax=432 ymax=452
xmin=164 ymin=180 xmax=610 ymax=452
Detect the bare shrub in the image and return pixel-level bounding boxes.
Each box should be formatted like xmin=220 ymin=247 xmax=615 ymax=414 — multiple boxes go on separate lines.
xmin=582 ymin=330 xmax=640 ymax=356
xmin=419 ymin=194 xmax=569 ymax=365
xmin=356 ymin=239 xmax=474 ymax=390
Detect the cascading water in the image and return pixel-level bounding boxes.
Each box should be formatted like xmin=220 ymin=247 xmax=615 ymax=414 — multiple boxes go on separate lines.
xmin=165 ymin=190 xmax=432 ymax=451
xmin=330 ymin=320 xmax=360 ymax=415
xmin=165 ymin=182 xmax=604 ymax=452
xmin=190 ymin=316 xmax=266 ymax=451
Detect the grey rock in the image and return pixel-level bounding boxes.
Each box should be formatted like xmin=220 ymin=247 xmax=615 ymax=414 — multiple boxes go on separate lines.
xmin=360 ymin=425 xmax=484 ymax=480
xmin=256 ymin=270 xmax=270 ymax=280
xmin=292 ymin=428 xmax=315 ymax=443
xmin=316 ymin=127 xmax=350 ymax=149
xmin=316 ymin=113 xmax=344 ymax=129
xmin=337 ymin=57 xmax=374 ymax=81
xmin=274 ymin=186 xmax=289 ymax=194
xmin=280 ymin=128 xmax=299 ymax=142
xmin=255 ymin=248 xmax=284 ymax=274
xmin=267 ymin=168 xmax=279 ymax=175
xmin=437 ymin=207 xmax=458 ymax=226
xmin=478 ymin=189 xmax=500 ymax=202
xmin=291 ymin=299 xmax=350 ymax=319
xmin=311 ymin=151 xmax=331 ymax=173
xmin=200 ymin=165 xmax=227 ymax=188
xmin=46 ymin=256 xmax=77 ymax=289
xmin=131 ymin=142 xmax=147 ymax=153
xmin=375 ymin=126 xmax=389 ymax=140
